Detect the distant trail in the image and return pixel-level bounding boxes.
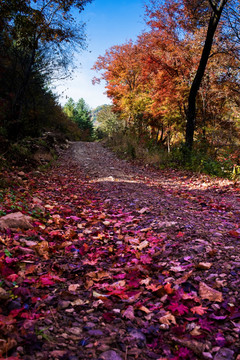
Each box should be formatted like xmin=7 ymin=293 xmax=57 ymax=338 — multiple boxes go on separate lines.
xmin=71 ymin=141 xmax=142 ymax=181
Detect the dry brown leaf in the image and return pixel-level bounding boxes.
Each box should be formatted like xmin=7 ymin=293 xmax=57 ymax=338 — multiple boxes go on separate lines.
xmin=68 ymin=284 xmax=80 ymax=292
xmin=139 ymin=305 xmax=151 ymax=314
xmin=122 ymin=306 xmax=135 ymax=320
xmin=159 ymin=312 xmax=176 ymax=325
xmin=0 ymin=338 xmax=17 ymax=356
xmin=34 ymin=240 xmax=49 ymax=260
xmin=199 ymin=282 xmax=223 ymax=302
xmin=138 ymin=207 xmax=149 ymax=214
xmin=175 ymin=270 xmax=193 ymax=285
xmin=137 ymin=240 xmax=149 ymax=250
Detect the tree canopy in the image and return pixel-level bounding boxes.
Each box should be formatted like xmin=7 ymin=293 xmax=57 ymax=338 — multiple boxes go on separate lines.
xmin=0 ymin=0 xmax=92 ymax=140
xmin=93 ymin=0 xmax=240 ymax=153
xmin=63 ymin=98 xmax=93 ymax=140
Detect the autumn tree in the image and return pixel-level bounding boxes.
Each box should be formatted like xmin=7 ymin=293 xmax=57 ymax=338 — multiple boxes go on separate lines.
xmin=93 ymin=41 xmax=151 ymax=131
xmin=93 ymin=0 xmax=240 ymax=153
xmin=95 ymin=105 xmax=123 ymax=138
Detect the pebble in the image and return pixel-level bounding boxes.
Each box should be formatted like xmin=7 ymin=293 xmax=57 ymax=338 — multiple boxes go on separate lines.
xmin=129 ymin=329 xmax=146 ymax=342
xmin=203 ymin=352 xmax=213 ymax=359
xmin=59 ymin=300 xmax=71 ymax=309
xmin=98 ymin=345 xmax=111 ymax=352
xmin=88 ymin=329 xmax=104 ymax=337
xmin=213 ymin=348 xmax=235 ymax=360
xmin=16 ymin=346 xmax=24 ymax=354
xmin=44 ymin=319 xmax=53 ymax=325
xmin=211 ymin=304 xmax=220 ymax=311
xmin=68 ymin=327 xmax=82 ymax=336
xmin=86 ymin=322 xmax=96 ymax=328
xmin=99 ymin=350 xmax=123 ymax=360
xmin=219 ymin=273 xmax=227 ymax=278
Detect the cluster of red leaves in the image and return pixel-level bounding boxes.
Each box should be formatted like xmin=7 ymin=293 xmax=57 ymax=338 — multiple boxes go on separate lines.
xmin=0 ymin=157 xmax=240 ymax=360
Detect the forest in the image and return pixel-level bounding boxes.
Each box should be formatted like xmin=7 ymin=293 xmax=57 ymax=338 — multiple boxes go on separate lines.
xmin=0 ymin=0 xmax=239 ymax=177
xmin=0 ymin=0 xmax=93 ymax=165
xmin=93 ymin=0 xmax=240 ymax=178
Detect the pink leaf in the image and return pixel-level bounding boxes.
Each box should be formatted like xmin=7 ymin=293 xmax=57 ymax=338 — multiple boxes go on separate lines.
xmin=168 ymin=302 xmax=189 ymax=315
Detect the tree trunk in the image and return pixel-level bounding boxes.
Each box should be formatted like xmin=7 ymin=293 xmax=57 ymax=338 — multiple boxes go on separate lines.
xmin=185 ymin=0 xmax=227 ymax=149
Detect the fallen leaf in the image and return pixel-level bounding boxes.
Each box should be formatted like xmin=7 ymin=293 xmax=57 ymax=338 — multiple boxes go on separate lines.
xmin=191 ymin=305 xmax=208 ymax=316
xmin=199 ymin=282 xmax=223 ymax=302
xmin=159 ymin=312 xmax=177 ymax=325
xmin=68 ymin=284 xmax=80 ymax=292
xmin=122 ymin=305 xmax=135 ymax=320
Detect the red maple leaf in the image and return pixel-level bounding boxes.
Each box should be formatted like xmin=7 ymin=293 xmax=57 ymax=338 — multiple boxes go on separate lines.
xmin=168 ymin=302 xmax=189 ymax=315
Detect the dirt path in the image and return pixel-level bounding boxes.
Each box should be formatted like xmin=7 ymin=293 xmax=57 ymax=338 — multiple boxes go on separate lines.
xmin=1 ymin=141 xmax=240 ymax=360
xmin=71 ymin=141 xmax=239 ymax=240
xmin=61 ymin=142 xmax=240 ymax=358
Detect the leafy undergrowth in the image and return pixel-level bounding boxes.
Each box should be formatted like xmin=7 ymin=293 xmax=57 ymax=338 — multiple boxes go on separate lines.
xmin=0 ymin=144 xmax=240 ymax=360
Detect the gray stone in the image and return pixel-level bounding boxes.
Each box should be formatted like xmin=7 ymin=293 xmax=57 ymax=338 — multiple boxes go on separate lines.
xmin=0 ymin=212 xmax=32 ymax=230
xmin=0 ymin=287 xmax=9 ymax=300
xmin=213 ymin=348 xmax=235 ymax=360
xmin=99 ymin=350 xmax=123 ymax=360
xmin=58 ymin=300 xmax=71 ymax=309
xmin=88 ymin=329 xmax=104 ymax=337
xmin=129 ymin=329 xmax=146 ymax=342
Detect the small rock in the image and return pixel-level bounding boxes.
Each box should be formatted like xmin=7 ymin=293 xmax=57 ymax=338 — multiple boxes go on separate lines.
xmin=211 ymin=304 xmax=220 ymax=311
xmin=50 ymin=350 xmax=67 ymax=358
xmin=98 ymin=345 xmax=110 ymax=352
xmin=7 ymin=300 xmax=22 ymax=311
xmin=32 ymin=197 xmax=42 ymax=205
xmin=219 ymin=273 xmax=227 ymax=278
xmin=129 ymin=329 xmax=146 ymax=342
xmin=88 ymin=329 xmax=104 ymax=337
xmin=196 ymin=262 xmax=212 ymax=270
xmin=23 ymin=240 xmax=38 ymax=247
xmin=213 ymin=348 xmax=235 ymax=360
xmin=16 ymin=346 xmax=24 ymax=354
xmin=212 ymin=347 xmax=221 ymax=353
xmin=86 ymin=322 xmax=95 ymax=328
xmin=0 ymin=287 xmax=9 ymax=300
xmin=159 ymin=324 xmax=169 ymax=330
xmin=67 ymin=327 xmax=82 ymax=336
xmin=99 ymin=350 xmax=123 ymax=360
xmin=59 ymin=300 xmax=71 ymax=309
xmin=203 ymin=352 xmax=213 ymax=359
xmin=199 ymin=282 xmax=223 ymax=302
xmin=0 ymin=212 xmax=32 ymax=230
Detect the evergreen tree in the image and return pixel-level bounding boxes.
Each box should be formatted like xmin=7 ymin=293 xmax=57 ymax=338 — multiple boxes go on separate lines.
xmin=63 ymin=98 xmax=93 ymax=140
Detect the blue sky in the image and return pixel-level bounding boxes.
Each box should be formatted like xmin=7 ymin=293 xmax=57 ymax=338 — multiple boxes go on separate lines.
xmin=55 ymin=0 xmax=147 ymax=109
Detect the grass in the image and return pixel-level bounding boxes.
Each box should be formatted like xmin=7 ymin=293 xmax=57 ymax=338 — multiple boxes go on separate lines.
xmin=104 ymin=130 xmax=240 ymax=180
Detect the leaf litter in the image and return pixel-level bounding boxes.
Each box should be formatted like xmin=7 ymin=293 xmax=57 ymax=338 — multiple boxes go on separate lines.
xmin=0 ymin=141 xmax=240 ymax=360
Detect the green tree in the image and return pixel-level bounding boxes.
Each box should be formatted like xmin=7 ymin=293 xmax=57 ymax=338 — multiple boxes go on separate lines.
xmin=63 ymin=98 xmax=77 ymax=119
xmin=63 ymin=98 xmax=93 ymax=140
xmin=95 ymin=105 xmax=123 ymax=137
xmin=0 ymin=0 xmax=92 ymax=139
